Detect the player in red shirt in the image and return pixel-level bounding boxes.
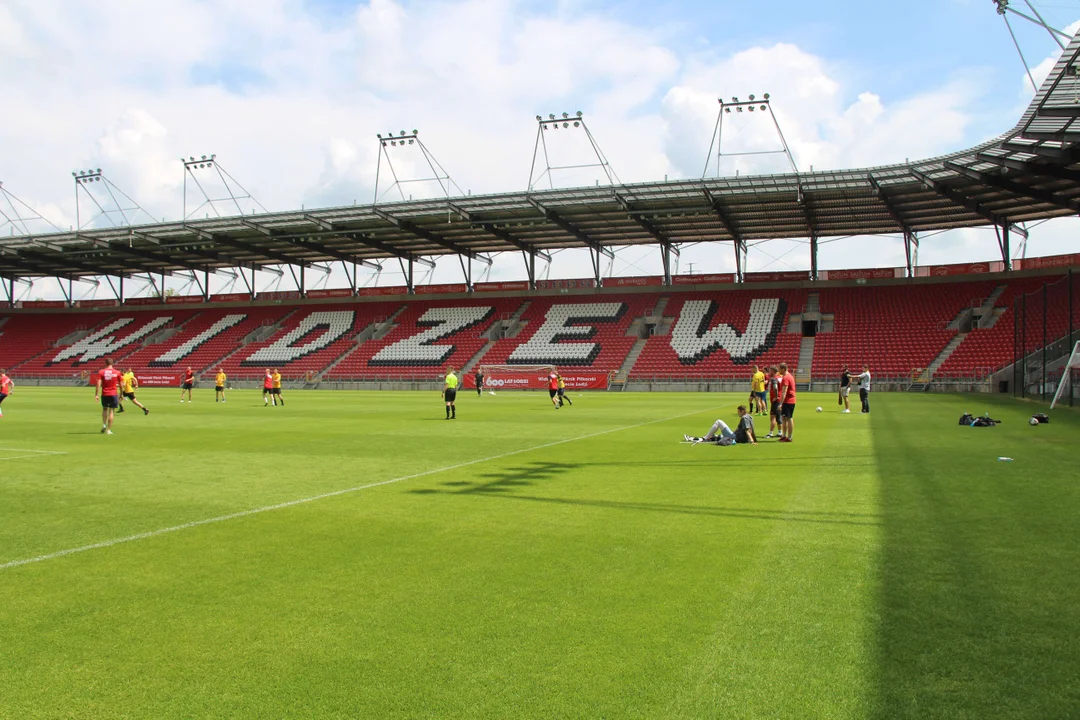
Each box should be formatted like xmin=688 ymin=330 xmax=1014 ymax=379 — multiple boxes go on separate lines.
xmin=263 ymin=368 xmax=274 ymax=406
xmin=0 ymin=369 xmax=13 ymax=418
xmin=95 ymin=357 xmax=121 ymax=435
xmin=548 ymin=371 xmax=560 ymax=409
xmin=776 ymin=362 xmax=797 ymax=443
xmin=180 ymin=366 xmax=195 ymax=403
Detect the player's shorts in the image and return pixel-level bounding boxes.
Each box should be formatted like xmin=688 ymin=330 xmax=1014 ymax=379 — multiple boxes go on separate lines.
xmin=270 ymin=388 xmax=281 ymax=395
xmin=182 ymin=382 xmax=193 ymax=390
xmin=781 ymin=402 xmax=796 ymax=419
xmin=101 ymin=395 xmax=119 ymax=409
xmin=215 ymin=386 xmax=224 ymax=393
xmin=444 ymin=388 xmax=457 ymax=402
xmin=756 ymin=391 xmax=767 ymax=401
xmin=557 ymin=388 xmax=565 ymax=396
xmin=0 ymin=393 xmax=7 ymax=404
xmin=549 ymin=389 xmax=558 ymax=398
xmin=263 ymin=387 xmax=272 ymax=394
xmin=841 ymin=386 xmax=850 ymax=397
xmin=123 ymin=392 xmax=136 ymax=400
xmin=770 ymin=400 xmax=781 ymax=418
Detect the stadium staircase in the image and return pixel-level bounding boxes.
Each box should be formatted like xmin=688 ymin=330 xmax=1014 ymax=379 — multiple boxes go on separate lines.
xmin=611 ymin=338 xmax=649 ymax=390
xmin=612 ymin=296 xmax=670 ymax=389
xmin=796 ymin=336 xmax=815 ymax=390
xmin=318 ymin=305 xmax=407 ymax=380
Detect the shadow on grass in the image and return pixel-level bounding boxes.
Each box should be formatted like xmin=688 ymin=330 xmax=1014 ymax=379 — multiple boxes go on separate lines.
xmin=408 ymin=460 xmax=880 ymax=527
xmin=872 ymin=397 xmax=1080 ymax=718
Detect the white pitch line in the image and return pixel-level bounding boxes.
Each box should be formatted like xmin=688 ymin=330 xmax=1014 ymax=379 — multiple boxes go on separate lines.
xmin=0 ymin=406 xmax=718 ymax=572
xmin=0 ymin=448 xmax=68 ymax=461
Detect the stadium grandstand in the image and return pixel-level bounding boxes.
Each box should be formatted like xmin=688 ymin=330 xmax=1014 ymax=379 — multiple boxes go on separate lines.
xmin=2 ymin=26 xmax=1080 ymax=402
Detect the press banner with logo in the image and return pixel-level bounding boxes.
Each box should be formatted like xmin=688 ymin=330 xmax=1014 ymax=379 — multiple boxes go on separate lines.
xmin=671 ymin=274 xmax=737 ymax=285
xmin=87 ymin=373 xmax=179 ymax=387
xmin=462 ymin=370 xmax=610 ymax=390
xmin=306 ymin=288 xmax=355 ymax=299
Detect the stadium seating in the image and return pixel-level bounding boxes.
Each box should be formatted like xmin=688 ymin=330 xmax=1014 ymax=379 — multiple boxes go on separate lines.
xmin=812 ymin=284 xmax=994 ymax=380
xmin=329 ymin=299 xmax=523 ymax=379
xmin=1 ymin=274 xmax=1075 ymax=385
xmin=478 ymin=295 xmax=656 ymax=375
xmin=218 ymin=303 xmax=402 ymax=380
xmin=632 ymin=290 xmax=805 ymax=380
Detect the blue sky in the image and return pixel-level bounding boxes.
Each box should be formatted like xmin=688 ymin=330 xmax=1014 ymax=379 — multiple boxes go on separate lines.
xmin=1 ymin=0 xmax=1078 ymax=297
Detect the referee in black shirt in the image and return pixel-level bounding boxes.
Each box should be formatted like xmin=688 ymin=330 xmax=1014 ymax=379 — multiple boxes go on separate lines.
xmin=475 ymin=368 xmax=484 ymax=396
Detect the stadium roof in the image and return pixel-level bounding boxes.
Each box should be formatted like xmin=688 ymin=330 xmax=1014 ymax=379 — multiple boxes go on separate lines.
xmin=4 ymin=34 xmax=1080 ymax=282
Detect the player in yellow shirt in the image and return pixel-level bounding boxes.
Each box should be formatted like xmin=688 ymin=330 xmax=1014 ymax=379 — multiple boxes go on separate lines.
xmin=556 ymin=372 xmax=572 ymax=407
xmin=443 ymin=367 xmax=458 ymax=419
xmin=118 ymin=368 xmax=150 ymax=416
xmin=270 ymin=369 xmax=284 ymax=406
xmin=750 ymin=365 xmax=767 ymax=416
xmin=214 ymin=367 xmax=227 ymax=403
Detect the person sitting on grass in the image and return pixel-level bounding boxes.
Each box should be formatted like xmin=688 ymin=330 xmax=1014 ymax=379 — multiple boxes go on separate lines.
xmin=684 ymin=406 xmax=758 ymax=446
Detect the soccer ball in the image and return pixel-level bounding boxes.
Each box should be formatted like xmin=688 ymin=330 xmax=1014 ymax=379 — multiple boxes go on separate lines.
xmin=1029 ymin=417 xmax=1040 ymax=426
xmin=816 ymin=406 xmax=823 ymax=413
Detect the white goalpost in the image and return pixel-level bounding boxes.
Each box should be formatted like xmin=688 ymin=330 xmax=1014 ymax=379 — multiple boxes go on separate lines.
xmin=1050 ymin=341 xmax=1080 ymax=409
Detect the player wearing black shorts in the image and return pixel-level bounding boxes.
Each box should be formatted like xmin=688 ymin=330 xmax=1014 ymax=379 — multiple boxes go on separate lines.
xmin=475 ymin=369 xmax=484 ymax=397
xmin=180 ymin=366 xmax=195 ymax=403
xmin=443 ymin=367 xmax=458 ymax=419
xmin=556 ymin=372 xmax=572 ymax=407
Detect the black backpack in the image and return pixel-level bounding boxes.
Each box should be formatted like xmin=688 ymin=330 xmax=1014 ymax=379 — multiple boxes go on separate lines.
xmin=959 ymin=413 xmax=974 ymax=426
xmin=1033 ymin=413 xmax=1050 ymax=424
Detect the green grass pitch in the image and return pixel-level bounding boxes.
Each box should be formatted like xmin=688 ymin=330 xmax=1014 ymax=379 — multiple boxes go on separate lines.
xmin=1 ymin=387 xmax=1078 ymax=719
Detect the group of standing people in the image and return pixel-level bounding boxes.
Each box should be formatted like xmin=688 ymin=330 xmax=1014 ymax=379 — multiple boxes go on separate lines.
xmin=839 ymin=365 xmax=872 ymax=413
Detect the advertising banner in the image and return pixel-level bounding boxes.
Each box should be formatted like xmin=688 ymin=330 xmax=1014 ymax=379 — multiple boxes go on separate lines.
xmin=165 ymin=295 xmax=205 ymax=304
xmin=920 ymin=262 xmax=1003 ymax=277
xmin=822 ymin=268 xmax=899 ymax=281
xmin=21 ymin=300 xmax=69 ymax=308
xmin=257 ymin=290 xmax=302 ymax=301
xmin=744 ymin=271 xmax=812 ymax=283
xmin=88 ymin=372 xmax=179 ymax=387
xmin=414 ymin=283 xmax=468 ymax=295
xmin=604 ymin=276 xmax=664 ymax=288
xmin=358 ymin=285 xmax=410 ymax=297
xmin=125 ymin=297 xmax=163 ymax=306
xmin=671 ymin=274 xmax=736 ymax=285
xmin=210 ymin=293 xmax=253 ymax=302
xmin=462 ymin=370 xmax=609 ymax=390
xmin=474 ymin=281 xmax=531 ymax=292
xmin=73 ymin=299 xmax=120 ymax=308
xmin=306 ymin=288 xmax=355 ymax=299
xmin=536 ymin=278 xmax=597 ymax=290
xmin=1014 ymin=253 xmax=1080 ymax=270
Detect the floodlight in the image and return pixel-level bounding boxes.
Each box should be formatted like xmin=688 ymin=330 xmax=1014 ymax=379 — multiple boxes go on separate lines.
xmin=576 ymin=111 xmax=582 ymax=117
xmin=573 ymin=121 xmax=580 ymax=127
xmin=536 ymin=115 xmax=542 ymax=121
xmin=725 ymin=107 xmax=731 ymax=113
xmin=732 ymin=97 xmax=738 ymax=102
xmin=201 ymin=155 xmax=207 ymax=160
xmin=764 ymin=93 xmax=770 ymax=99
xmin=408 ymin=139 xmax=414 ymax=145
xmin=562 ymin=112 xmax=568 ymax=118
xmin=563 ymin=122 xmax=568 ymax=128
xmin=549 ymin=114 xmax=555 ymax=120
xmin=737 ymin=107 xmax=743 ymax=112
xmin=96 ymin=168 xmax=101 ymax=173
xmin=748 ymin=106 xmax=754 ymax=111
xmin=72 ymin=172 xmax=76 ymax=177
xmin=412 ymin=129 xmax=417 ymax=134
xmin=377 ymin=133 xmax=382 ymax=138
xmin=189 ymin=157 xmax=194 ymax=162
xmin=400 ymin=130 xmax=405 ymax=136
xmin=749 ymin=94 xmax=755 ymax=101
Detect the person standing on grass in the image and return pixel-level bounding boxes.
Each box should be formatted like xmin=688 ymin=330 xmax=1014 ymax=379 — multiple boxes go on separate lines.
xmin=263 ymin=368 xmax=274 ymax=406
xmin=180 ymin=366 xmax=195 ymax=403
xmin=548 ymin=371 xmax=560 ymax=409
xmin=751 ymin=365 xmax=767 ymax=415
xmin=215 ymin=367 xmax=227 ymax=403
xmin=839 ymin=365 xmax=852 ymax=413
xmin=443 ymin=367 xmax=458 ymax=419
xmin=765 ymin=365 xmax=782 ymax=438
xmin=0 ymin=369 xmax=13 ymax=418
xmin=120 ymin=368 xmax=149 ymax=415
xmin=95 ymin=358 xmax=121 ymax=435
xmin=474 ymin=368 xmax=484 ymax=397
xmin=855 ymin=364 xmax=872 ymax=413
xmin=777 ymin=362 xmax=797 ymax=443
xmin=271 ymin=368 xmax=284 ymax=407
xmin=556 ymin=372 xmax=573 ymax=407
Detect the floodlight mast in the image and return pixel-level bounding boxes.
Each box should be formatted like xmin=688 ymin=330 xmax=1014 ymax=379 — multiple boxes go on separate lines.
xmin=527 ymin=111 xmax=620 ymax=191
xmin=72 ymin=168 xmax=155 ymax=231
xmin=0 ymin=181 xmax=61 ymax=237
xmin=701 ymin=94 xmax=798 ymax=179
xmin=182 ymin=154 xmax=267 ymax=221
xmin=373 ymin=129 xmax=463 ymax=205
xmin=994 ymin=1 xmax=1072 ymax=92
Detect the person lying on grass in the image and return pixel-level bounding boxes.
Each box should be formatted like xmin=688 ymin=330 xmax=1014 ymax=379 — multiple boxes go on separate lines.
xmin=684 ymin=405 xmax=758 ymax=446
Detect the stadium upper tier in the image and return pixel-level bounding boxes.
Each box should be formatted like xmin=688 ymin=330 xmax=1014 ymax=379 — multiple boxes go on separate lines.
xmin=3 ymin=36 xmax=1080 ymax=281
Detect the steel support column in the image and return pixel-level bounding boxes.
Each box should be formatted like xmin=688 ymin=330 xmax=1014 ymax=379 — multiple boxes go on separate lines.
xmin=733 ymin=239 xmax=747 ymax=283
xmin=523 ymin=251 xmax=536 ymax=290
xmin=904 ymin=231 xmax=920 ymax=277
xmin=810 ymin=235 xmax=819 ymax=281
xmin=1001 ymin=224 xmax=1012 ymax=270
xmin=459 ymin=254 xmax=472 ymax=291
xmin=661 ymin=243 xmax=673 ymax=285
xmin=590 ymin=247 xmax=602 ymax=288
